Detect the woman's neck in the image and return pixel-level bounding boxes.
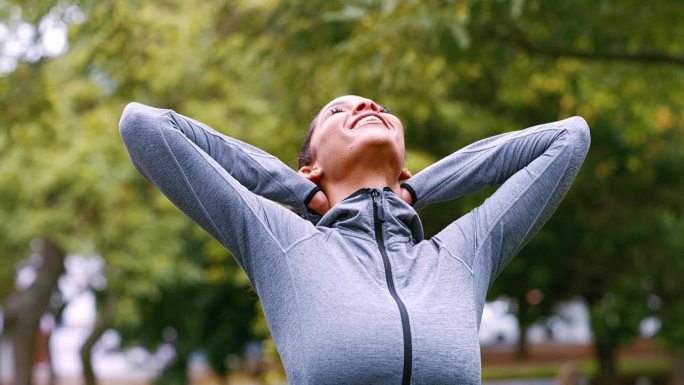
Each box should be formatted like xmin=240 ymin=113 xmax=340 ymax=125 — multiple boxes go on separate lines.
xmin=321 ymin=172 xmax=402 ymax=208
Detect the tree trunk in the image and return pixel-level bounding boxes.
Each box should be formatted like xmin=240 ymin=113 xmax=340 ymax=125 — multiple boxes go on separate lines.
xmin=584 ymin=290 xmax=620 ymax=385
xmin=47 ymin=328 xmax=56 ymax=385
xmin=671 ymin=349 xmax=684 ymax=385
xmin=7 ymin=322 xmax=38 ymax=385
xmin=3 ymin=239 xmax=65 ymax=385
xmin=592 ymin=336 xmax=618 ymax=385
xmin=80 ymin=292 xmax=117 ymax=385
xmin=516 ymin=321 xmax=529 ymax=359
xmin=48 ymin=301 xmax=67 ymax=385
xmin=515 ymin=297 xmax=530 ymax=359
xmin=154 ymin=351 xmax=189 ymax=385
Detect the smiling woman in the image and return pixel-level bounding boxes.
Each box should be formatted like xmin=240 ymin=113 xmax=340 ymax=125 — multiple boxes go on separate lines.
xmin=119 ymin=95 xmax=590 ymax=384
xmin=297 ymin=95 xmax=412 ymax=211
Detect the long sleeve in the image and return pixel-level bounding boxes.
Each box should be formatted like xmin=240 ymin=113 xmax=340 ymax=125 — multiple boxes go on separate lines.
xmin=119 ymin=102 xmax=316 ymax=283
xmin=122 ymin=103 xmax=321 ymax=222
xmin=404 ymin=117 xmax=589 ymax=210
xmin=404 ymin=117 xmax=590 ymax=316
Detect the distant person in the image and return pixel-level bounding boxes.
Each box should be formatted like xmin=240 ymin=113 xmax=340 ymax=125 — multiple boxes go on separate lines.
xmin=557 ymin=362 xmax=589 ymax=385
xmin=120 ymin=95 xmax=590 ymax=384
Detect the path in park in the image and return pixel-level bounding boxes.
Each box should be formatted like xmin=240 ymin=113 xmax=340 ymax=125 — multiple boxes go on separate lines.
xmin=485 ymin=380 xmax=555 ymax=385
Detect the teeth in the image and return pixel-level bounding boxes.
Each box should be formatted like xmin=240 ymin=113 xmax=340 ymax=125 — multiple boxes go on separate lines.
xmin=355 ymin=116 xmax=383 ymax=128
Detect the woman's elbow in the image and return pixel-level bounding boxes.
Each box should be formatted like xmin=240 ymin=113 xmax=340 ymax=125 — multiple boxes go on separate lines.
xmin=118 ymin=102 xmax=164 ymax=144
xmin=564 ymin=115 xmax=591 ymax=155
xmin=119 ymin=102 xmax=171 ymax=182
xmin=119 ymin=102 xmax=174 ymax=172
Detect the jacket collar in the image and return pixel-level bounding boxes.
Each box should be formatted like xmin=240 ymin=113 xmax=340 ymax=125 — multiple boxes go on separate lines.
xmin=316 ymin=187 xmax=424 ymax=243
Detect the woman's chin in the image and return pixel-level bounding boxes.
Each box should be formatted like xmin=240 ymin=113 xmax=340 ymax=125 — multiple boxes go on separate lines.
xmin=351 ymin=128 xmax=399 ymax=146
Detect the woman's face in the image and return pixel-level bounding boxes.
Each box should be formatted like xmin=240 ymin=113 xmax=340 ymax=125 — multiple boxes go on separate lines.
xmin=305 ymin=95 xmax=406 ymax=181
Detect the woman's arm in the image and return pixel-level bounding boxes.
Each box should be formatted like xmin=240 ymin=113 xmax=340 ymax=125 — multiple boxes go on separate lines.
xmin=124 ymin=103 xmax=324 ymax=221
xmin=119 ymin=102 xmax=316 ymax=282
xmin=403 ymin=117 xmax=589 ymax=209
xmin=406 ymin=117 xmax=590 ymax=315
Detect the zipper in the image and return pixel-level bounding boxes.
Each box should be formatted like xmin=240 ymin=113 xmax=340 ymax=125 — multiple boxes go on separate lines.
xmin=370 ymin=189 xmax=412 ymax=385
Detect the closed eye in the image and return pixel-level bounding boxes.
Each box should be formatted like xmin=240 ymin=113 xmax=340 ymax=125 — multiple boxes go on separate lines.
xmin=329 ymin=105 xmax=346 ymax=115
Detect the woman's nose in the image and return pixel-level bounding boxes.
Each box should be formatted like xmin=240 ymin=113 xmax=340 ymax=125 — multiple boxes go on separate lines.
xmin=353 ymin=99 xmax=381 ymax=114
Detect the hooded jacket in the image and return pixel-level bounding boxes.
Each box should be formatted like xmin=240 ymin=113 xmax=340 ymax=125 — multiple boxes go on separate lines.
xmin=119 ymin=102 xmax=590 ymax=385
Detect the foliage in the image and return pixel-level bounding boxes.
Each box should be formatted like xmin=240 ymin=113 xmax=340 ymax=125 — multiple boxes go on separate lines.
xmin=1 ymin=0 xmax=683 ymax=382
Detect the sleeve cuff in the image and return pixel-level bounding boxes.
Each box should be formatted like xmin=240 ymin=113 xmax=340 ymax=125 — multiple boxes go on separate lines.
xmin=401 ymin=182 xmax=418 ymax=206
xmin=303 ymin=185 xmax=322 ymax=206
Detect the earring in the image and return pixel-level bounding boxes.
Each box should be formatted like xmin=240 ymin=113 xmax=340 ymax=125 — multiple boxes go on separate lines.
xmin=312 ymin=169 xmax=320 ymax=177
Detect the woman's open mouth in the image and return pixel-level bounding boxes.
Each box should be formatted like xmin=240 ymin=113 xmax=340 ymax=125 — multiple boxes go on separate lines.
xmin=350 ymin=113 xmax=388 ymax=130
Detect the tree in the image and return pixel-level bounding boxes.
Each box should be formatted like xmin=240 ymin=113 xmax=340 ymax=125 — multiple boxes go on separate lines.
xmin=1 ymin=1 xmax=235 ymax=382
xmin=2 ymin=240 xmax=64 ymax=385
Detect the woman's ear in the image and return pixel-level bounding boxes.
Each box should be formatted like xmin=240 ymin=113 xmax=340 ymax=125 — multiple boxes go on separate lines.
xmin=298 ymin=165 xmax=323 ymax=184
xmin=398 ymin=168 xmax=412 ymax=182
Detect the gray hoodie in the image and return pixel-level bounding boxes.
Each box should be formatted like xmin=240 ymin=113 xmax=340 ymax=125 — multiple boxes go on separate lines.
xmin=120 ymin=102 xmax=590 ymax=384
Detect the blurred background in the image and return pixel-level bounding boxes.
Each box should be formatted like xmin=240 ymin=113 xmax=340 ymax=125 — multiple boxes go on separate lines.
xmin=0 ymin=1 xmax=682 ymax=384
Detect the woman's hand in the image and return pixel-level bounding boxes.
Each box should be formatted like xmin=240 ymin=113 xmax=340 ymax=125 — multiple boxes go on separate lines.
xmin=307 ymin=190 xmax=331 ymax=216
xmin=399 ymin=186 xmax=414 ymax=206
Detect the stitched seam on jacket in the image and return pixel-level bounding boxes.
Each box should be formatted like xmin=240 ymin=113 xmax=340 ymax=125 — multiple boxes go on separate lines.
xmin=509 ymin=141 xmax=573 ymax=260
xmin=434 ymin=220 xmax=473 ymax=270
xmin=438 ymin=245 xmax=474 ymax=275
xmin=159 ymin=112 xmax=288 ymax=255
xmin=471 ymin=129 xmax=570 ymax=275
xmin=283 ymin=248 xmax=307 ymax=379
xmin=283 ymin=231 xmax=322 ymax=253
xmin=173 ymin=112 xmax=311 ymax=203
xmin=421 ymin=126 xmax=564 ymax=203
xmin=336 ymin=229 xmax=376 ymax=243
xmin=386 ymin=237 xmax=412 ymax=246
xmin=157 ymin=116 xmax=230 ymax=248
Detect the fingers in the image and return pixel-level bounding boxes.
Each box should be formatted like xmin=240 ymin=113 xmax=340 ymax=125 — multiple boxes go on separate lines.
xmin=399 ymin=186 xmax=414 ymax=206
xmin=307 ymin=190 xmax=331 ymax=215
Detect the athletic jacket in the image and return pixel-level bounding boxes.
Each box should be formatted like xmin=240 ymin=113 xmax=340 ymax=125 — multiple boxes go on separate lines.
xmin=119 ymin=102 xmax=590 ymax=384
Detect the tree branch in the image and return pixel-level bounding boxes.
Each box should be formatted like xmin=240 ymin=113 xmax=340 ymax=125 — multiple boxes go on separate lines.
xmin=509 ymin=25 xmax=684 ymax=67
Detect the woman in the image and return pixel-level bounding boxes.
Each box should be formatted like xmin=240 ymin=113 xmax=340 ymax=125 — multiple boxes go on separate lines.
xmin=119 ymin=95 xmax=590 ymax=385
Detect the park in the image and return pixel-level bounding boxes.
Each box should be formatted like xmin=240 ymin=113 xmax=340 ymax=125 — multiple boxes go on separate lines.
xmin=1 ymin=1 xmax=683 ymax=384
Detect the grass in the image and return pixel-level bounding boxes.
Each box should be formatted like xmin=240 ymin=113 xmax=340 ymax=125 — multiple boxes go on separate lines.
xmin=481 ymin=356 xmax=671 ymax=381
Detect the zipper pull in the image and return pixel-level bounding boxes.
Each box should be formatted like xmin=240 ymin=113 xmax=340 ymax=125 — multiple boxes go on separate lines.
xmin=377 ymin=191 xmax=387 ymax=222
xmin=369 ymin=189 xmax=386 ymax=222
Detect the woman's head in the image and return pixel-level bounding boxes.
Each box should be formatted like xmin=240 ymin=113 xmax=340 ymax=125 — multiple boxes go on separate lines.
xmin=298 ymin=95 xmax=410 ymax=187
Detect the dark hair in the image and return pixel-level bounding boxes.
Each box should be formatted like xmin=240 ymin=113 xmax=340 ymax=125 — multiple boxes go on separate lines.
xmin=298 ymin=116 xmax=318 ymax=169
